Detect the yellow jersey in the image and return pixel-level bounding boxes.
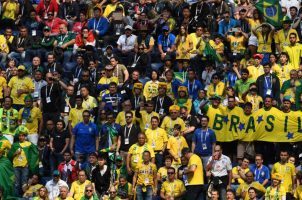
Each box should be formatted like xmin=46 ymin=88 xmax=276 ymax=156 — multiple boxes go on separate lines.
xmin=0 ymin=76 xmax=7 ymax=99
xmin=115 ymin=110 xmax=136 ymax=126
xmin=236 ymin=181 xmax=266 ymax=200
xmin=227 ymin=35 xmax=246 ymax=53
xmin=167 ymin=136 xmax=188 ymax=166
xmin=128 ymin=143 xmax=155 ymax=171
xmin=136 ymin=110 xmax=159 ymax=132
xmin=232 ymin=167 xmax=250 ymax=184
xmin=271 ymin=162 xmax=296 ymax=193
xmin=294 ymin=185 xmax=302 ymax=200
xmin=265 ymin=186 xmax=286 ymax=199
xmin=271 ymin=63 xmax=293 ymax=85
xmin=70 ymin=180 xmax=91 ymax=200
xmin=8 ymin=76 xmax=34 ymax=105
xmin=245 ymin=94 xmax=263 ymax=113
xmin=256 ymin=31 xmax=273 ymax=53
xmin=187 ymin=154 xmax=204 ymax=185
xmin=13 ymin=141 xmax=31 ymax=167
xmin=247 ymin=65 xmax=264 ymax=81
xmin=143 ymin=80 xmax=159 ymax=101
xmin=284 ymin=43 xmax=302 ymax=69
xmin=209 ymin=40 xmax=224 ymax=54
xmin=274 ymin=29 xmax=299 ymax=51
xmin=175 ymin=35 xmax=192 ymax=60
xmin=68 ymin=107 xmax=84 ymax=128
xmin=82 ymin=96 xmax=97 ymax=111
xmin=160 ymin=117 xmax=186 ymax=137
xmin=161 ymin=179 xmax=186 ymax=198
xmin=135 ymin=162 xmax=157 ymax=186
xmin=189 ymin=33 xmax=205 ymax=55
xmin=18 ymin=107 xmax=42 ymax=134
xmin=103 ymin=3 xmax=124 ymax=18
xmin=145 ymin=127 xmax=168 ymax=151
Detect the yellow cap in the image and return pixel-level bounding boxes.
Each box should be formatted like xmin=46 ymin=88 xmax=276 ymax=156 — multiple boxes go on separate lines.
xmin=17 ymin=65 xmax=26 ymax=71
xmin=133 ymin=83 xmax=143 ymax=89
xmin=158 ymin=82 xmax=167 ymax=89
xmin=271 ymin=173 xmax=282 ymax=181
xmin=169 ymin=105 xmax=180 ymax=112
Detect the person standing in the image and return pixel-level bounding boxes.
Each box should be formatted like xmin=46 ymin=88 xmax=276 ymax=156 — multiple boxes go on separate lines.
xmin=132 ymin=151 xmax=157 ymax=200
xmin=181 ymin=147 xmax=205 ymax=200
xmin=192 ymin=115 xmax=216 ymax=169
xmin=206 ymin=145 xmax=232 ymax=200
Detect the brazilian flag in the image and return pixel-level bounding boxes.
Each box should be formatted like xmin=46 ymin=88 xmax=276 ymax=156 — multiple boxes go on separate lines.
xmin=255 ymin=0 xmax=282 ymax=27
xmin=0 ymin=156 xmax=15 ymax=198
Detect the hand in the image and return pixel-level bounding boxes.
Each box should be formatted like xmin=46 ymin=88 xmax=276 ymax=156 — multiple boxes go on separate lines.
xmin=161 ymin=53 xmax=166 ymax=60
xmin=132 ymin=187 xmax=136 ymax=194
xmin=28 ymin=178 xmax=33 ymax=186
xmin=17 ymin=89 xmax=23 ymax=97
xmin=61 ymin=44 xmax=67 ymax=49
xmin=127 ymin=167 xmax=133 ymax=175
xmin=227 ymin=185 xmax=231 ymax=190
xmin=70 ymin=150 xmax=74 ymax=156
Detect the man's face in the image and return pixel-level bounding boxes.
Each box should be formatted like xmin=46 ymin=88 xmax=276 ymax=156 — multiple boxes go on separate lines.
xmin=18 ymin=70 xmax=25 ymax=78
xmin=125 ymin=29 xmax=132 ymax=36
xmin=138 ymin=134 xmax=146 ymax=145
xmin=59 ymin=25 xmax=67 ymax=34
xmin=180 ymin=109 xmax=187 ymax=120
xmin=78 ymin=172 xmax=86 ymax=183
xmin=241 ymin=72 xmax=248 ymax=80
xmin=224 ymin=13 xmax=230 ymax=21
xmin=85 ymin=187 xmax=94 ymax=198
xmin=244 ymin=105 xmax=252 ymax=115
xmin=290 ymin=8 xmax=297 ymax=17
xmin=151 ymin=118 xmax=159 ymax=129
xmin=228 ymin=98 xmax=235 ymax=109
xmin=280 ymin=55 xmax=288 ymax=64
xmin=67 ymin=86 xmax=74 ymax=96
xmin=19 ymin=134 xmax=26 ymax=142
xmin=167 ymin=169 xmax=175 ymax=181
xmin=20 ymin=28 xmax=27 ymax=37
xmin=264 ymin=66 xmax=270 ymax=74
xmin=158 ymin=87 xmax=166 ymax=95
xmin=290 ymin=35 xmax=297 ymax=44
xmin=123 ymin=102 xmax=132 ymax=111
xmin=211 ymin=191 xmax=219 ymax=200
xmin=60 ymin=188 xmax=68 ymax=198
xmin=125 ymin=113 xmax=133 ymax=124
xmin=242 ymin=158 xmax=249 ymax=168
xmin=145 ymin=104 xmax=153 ymax=113
xmin=132 ymin=71 xmax=139 ymax=80
xmin=283 ymin=101 xmax=291 ymax=110
xmin=264 ymin=98 xmax=272 ymax=108
xmin=290 ymin=71 xmax=298 ymax=80
xmin=25 ymin=99 xmax=32 ymax=108
xmin=109 ymin=85 xmax=117 ymax=94
xmin=110 ymin=59 xmax=118 ymax=66
xmin=80 ymin=88 xmax=89 ymax=97
xmin=248 ymin=189 xmax=257 ymax=199
xmin=81 ymin=72 xmax=90 ymax=81
xmin=226 ymin=191 xmax=235 ymax=200
xmin=255 ymin=156 xmax=263 ymax=167
xmin=34 ymin=72 xmax=42 ymax=81
xmin=201 ymin=118 xmax=208 ymax=127
xmin=170 ymin=110 xmax=179 ymax=119
xmin=239 ymin=11 xmax=246 ymax=19
xmin=188 ymin=71 xmax=195 ymax=80
xmin=214 ymin=146 xmax=222 ymax=157
xmin=94 ymin=9 xmax=101 ymax=18
xmin=98 ymin=158 xmax=106 ymax=166
xmin=280 ymin=152 xmax=289 ymax=162
xmin=33 ymin=57 xmax=40 ymax=66
xmin=143 ymin=152 xmax=150 ymax=162
xmin=107 ymin=115 xmax=115 ymax=124
xmin=77 ymin=57 xmax=84 ymax=64
xmin=283 ymin=22 xmax=290 ymax=30
xmin=47 ymin=55 xmax=55 ymax=63
xmin=64 ymin=153 xmax=71 ymax=162
xmin=5 ymin=29 xmax=12 ymax=38
xmin=246 ymin=172 xmax=254 ymax=183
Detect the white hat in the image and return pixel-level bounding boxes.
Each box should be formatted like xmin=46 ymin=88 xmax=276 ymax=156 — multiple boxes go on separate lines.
xmin=125 ymin=25 xmax=133 ymax=30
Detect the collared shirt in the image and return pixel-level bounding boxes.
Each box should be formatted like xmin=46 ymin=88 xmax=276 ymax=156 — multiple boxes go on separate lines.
xmin=207 ymin=154 xmax=232 ymax=177
xmin=117 ymin=34 xmax=137 ymax=51
xmin=45 ymin=179 xmax=68 ymax=200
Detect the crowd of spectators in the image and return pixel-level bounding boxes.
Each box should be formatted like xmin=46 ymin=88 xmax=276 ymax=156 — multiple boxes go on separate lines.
xmin=1 ymin=0 xmax=302 ymax=199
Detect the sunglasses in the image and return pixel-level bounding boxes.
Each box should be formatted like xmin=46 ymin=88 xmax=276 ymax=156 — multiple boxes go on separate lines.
xmin=48 ymin=13 xmax=54 ymax=16
xmin=125 ymin=116 xmax=132 ymax=118
xmin=139 ymin=48 xmax=144 ymax=50
xmin=83 ymin=115 xmax=90 ymax=117
xmin=167 ymin=172 xmax=174 ymax=175
xmin=86 ymin=190 xmax=93 ymax=192
xmin=110 ymin=191 xmax=117 ymax=194
xmin=82 ymin=75 xmax=89 ymax=77
xmin=44 ymin=29 xmax=50 ymax=32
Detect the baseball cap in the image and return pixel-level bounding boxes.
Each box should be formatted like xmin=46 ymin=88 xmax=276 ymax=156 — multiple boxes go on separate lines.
xmin=53 ymin=170 xmax=60 ymax=176
xmin=116 ymin=155 xmax=123 ymax=161
xmin=162 ymin=26 xmax=169 ymax=31
xmin=125 ymin=25 xmax=133 ymax=30
xmin=17 ymin=65 xmax=26 ymax=71
xmin=43 ymin=26 xmax=51 ymax=31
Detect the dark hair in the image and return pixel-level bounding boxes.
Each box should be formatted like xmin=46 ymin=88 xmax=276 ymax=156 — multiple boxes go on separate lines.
xmin=241 ymin=68 xmax=249 ymax=74
xmin=56 ymin=119 xmax=66 ymax=129
xmin=289 ymin=32 xmax=297 ymax=38
xmin=151 ymin=116 xmax=160 ymax=122
xmin=201 ymin=115 xmax=209 ymax=121
xmin=181 ymin=147 xmax=191 ymax=155
xmin=244 ymin=102 xmax=253 ymax=108
xmin=164 ymin=155 xmax=173 ymax=162
xmin=109 ymin=82 xmax=118 ymax=87
xmin=174 ymin=124 xmax=181 ymax=130
xmin=167 ymin=166 xmax=175 ymax=173
xmin=248 ymin=187 xmax=257 ymax=192
xmin=125 ymin=111 xmax=133 ymax=117
xmin=290 ymin=6 xmax=298 ymax=12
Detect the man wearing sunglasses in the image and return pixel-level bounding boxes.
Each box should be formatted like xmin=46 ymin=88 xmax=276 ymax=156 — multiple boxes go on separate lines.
xmin=81 ymin=184 xmax=98 ymax=200
xmin=160 ymin=167 xmax=186 ymax=200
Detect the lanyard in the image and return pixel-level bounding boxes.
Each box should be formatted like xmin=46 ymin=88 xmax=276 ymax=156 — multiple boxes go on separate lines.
xmin=124 ymin=124 xmax=133 ymax=139
xmin=49 ymin=63 xmax=56 ymax=72
xmin=75 ymin=67 xmax=82 ymax=78
xmin=134 ymin=96 xmax=140 ymax=108
xmin=18 ymin=37 xmax=24 ymax=47
xmin=60 ymin=33 xmax=68 ymax=43
xmin=200 ymin=128 xmax=209 ymax=143
xmin=188 ymin=80 xmax=195 ymax=94
xmin=46 ymin=84 xmax=53 ymax=97
xmin=265 ymin=75 xmax=272 ymax=89
xmin=133 ymin=54 xmax=141 ymax=64
xmin=155 ymin=97 xmax=164 ymax=111
xmin=94 ymin=18 xmax=101 ymax=30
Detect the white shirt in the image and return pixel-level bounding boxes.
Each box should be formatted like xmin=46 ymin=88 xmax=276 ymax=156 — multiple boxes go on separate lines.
xmin=45 ymin=179 xmax=68 ymax=200
xmin=117 ymin=34 xmax=137 ymax=51
xmin=279 ymin=0 xmax=300 ymax=15
xmin=207 ymin=154 xmax=232 ymax=177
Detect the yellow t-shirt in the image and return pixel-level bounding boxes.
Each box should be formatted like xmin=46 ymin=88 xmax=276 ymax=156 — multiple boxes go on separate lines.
xmin=115 ymin=110 xmax=136 ymax=126
xmin=176 ymin=35 xmax=192 ymax=60
xmin=145 ymin=127 xmax=168 ymax=151
xmin=158 ymin=167 xmax=168 ymax=181
xmin=13 ymin=141 xmax=31 ymax=167
xmin=82 ymin=96 xmax=97 ymax=111
xmin=247 ymin=18 xmax=261 ymax=30
xmin=245 ymin=94 xmax=263 ymax=113
xmin=265 ymin=186 xmax=286 ymax=199
xmin=274 ymin=29 xmax=299 ymax=50
xmin=256 ymin=31 xmax=273 ymax=53
xmin=70 ymin=180 xmax=91 ymax=200
xmin=160 ymin=117 xmax=186 ymax=137
xmin=271 ymin=162 xmax=296 ymax=193
xmin=227 ymin=35 xmax=246 ymax=53
xmin=135 ymin=162 xmax=157 ymax=186
xmin=98 ymin=76 xmax=119 ymax=85
xmin=209 ymin=40 xmax=224 ymax=54
xmin=0 ymin=35 xmax=10 ymax=54
xmin=167 ymin=136 xmax=188 ymax=166
xmin=247 ymin=65 xmax=264 ymax=81
xmin=18 ymin=107 xmax=42 ymax=134
xmin=294 ymin=185 xmax=302 ymax=199
xmin=187 ymin=154 xmax=204 ymax=185
xmin=161 ymin=179 xmax=186 ymax=198
xmin=103 ymin=3 xmax=124 ymax=18
xmin=0 ymin=76 xmax=7 ymax=99
xmin=55 ymin=197 xmax=74 ymax=200
xmin=284 ymin=43 xmax=302 ymax=69
xmin=232 ymin=167 xmax=250 ymax=184
xmin=128 ymin=143 xmax=155 ymax=171
xmin=189 ymin=33 xmax=205 ymax=55
xmin=236 ymin=182 xmax=266 ymax=200
xmin=2 ymin=1 xmax=18 ymax=20
xmin=68 ymin=107 xmax=84 ymax=128
xmin=207 ymin=81 xmax=225 ymax=98
xmin=136 ymin=111 xmax=159 ymax=132
xmin=8 ymin=76 xmax=34 ymax=105
xmin=143 ymin=80 xmax=159 ymax=101
xmin=23 ymin=184 xmax=43 ymax=198
xmin=271 ymin=63 xmax=293 ymax=86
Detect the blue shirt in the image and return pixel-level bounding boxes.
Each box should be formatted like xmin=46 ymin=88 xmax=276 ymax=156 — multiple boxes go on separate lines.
xmin=88 ymin=17 xmax=109 ymax=36
xmin=183 ymin=79 xmax=203 ymax=100
xmin=218 ymin=18 xmax=240 ymax=36
xmin=102 ymin=93 xmax=124 ymax=115
xmin=193 ymin=128 xmax=216 ymax=156
xmin=250 ymin=165 xmax=270 ymax=185
xmin=73 ymin=122 xmax=98 ymax=154
xmin=158 ymin=33 xmax=176 ymax=52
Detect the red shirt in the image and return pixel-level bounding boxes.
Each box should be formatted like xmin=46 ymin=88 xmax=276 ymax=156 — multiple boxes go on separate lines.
xmin=75 ymin=31 xmax=95 ymax=48
xmin=45 ymin=18 xmax=68 ymax=35
xmin=36 ymin=0 xmax=59 ymax=19
xmin=58 ymin=160 xmax=78 ymax=184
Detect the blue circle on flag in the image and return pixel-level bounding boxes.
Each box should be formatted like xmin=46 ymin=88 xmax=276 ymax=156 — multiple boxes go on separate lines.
xmin=265 ymin=6 xmax=277 ymax=17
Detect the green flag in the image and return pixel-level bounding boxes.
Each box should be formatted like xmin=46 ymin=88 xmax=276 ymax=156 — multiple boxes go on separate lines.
xmin=8 ymin=141 xmax=39 ymax=173
xmin=174 ymin=72 xmax=188 ymax=84
xmin=204 ymin=42 xmax=222 ymax=62
xmin=255 ymin=0 xmax=282 ymax=27
xmin=0 ymin=156 xmax=15 ymax=198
